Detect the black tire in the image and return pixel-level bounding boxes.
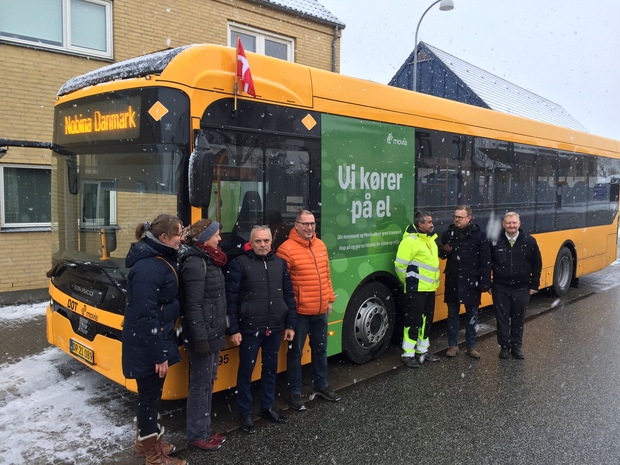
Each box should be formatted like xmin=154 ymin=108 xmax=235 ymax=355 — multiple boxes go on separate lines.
xmin=342 ymin=282 xmax=395 ymax=364
xmin=552 ymin=246 xmax=574 ymax=296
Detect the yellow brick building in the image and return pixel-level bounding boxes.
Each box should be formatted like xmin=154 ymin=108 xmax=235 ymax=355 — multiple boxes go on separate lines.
xmin=0 ymin=0 xmax=344 ymax=304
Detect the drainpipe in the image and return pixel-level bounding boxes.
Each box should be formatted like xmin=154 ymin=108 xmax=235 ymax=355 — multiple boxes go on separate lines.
xmin=332 ymin=26 xmax=340 ymax=73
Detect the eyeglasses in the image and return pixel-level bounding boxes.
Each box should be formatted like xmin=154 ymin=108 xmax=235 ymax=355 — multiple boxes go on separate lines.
xmin=453 ymin=215 xmax=469 ymax=220
xmin=296 ymin=222 xmax=316 ymax=228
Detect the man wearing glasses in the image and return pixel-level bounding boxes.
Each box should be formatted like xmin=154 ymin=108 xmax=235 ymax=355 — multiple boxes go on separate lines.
xmin=439 ymin=205 xmax=492 ymax=359
xmin=277 ymin=210 xmax=340 ymax=412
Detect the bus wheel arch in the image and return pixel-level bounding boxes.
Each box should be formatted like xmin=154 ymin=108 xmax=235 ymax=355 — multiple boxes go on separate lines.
xmin=342 ymin=279 xmax=396 ymax=365
xmin=552 ymin=243 xmax=575 ymax=296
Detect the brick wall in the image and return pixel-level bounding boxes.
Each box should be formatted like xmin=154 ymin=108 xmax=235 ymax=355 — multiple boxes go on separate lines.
xmin=0 ymin=0 xmax=341 ymax=301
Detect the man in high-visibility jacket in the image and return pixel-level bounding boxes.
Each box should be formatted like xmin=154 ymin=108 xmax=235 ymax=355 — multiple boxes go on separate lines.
xmin=394 ymin=211 xmax=441 ymax=368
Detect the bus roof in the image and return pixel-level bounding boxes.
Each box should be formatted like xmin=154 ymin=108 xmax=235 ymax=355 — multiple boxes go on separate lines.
xmin=56 ymin=44 xmax=619 ymax=157
xmin=57 ymin=45 xmax=193 ymax=96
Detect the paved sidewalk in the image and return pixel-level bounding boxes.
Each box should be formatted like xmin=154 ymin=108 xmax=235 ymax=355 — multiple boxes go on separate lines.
xmin=1 ymin=308 xmax=47 ymax=364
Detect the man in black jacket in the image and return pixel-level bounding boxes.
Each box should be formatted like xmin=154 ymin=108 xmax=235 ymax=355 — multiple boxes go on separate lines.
xmin=440 ymin=205 xmax=492 ymax=359
xmin=225 ymin=225 xmax=297 ymax=434
xmin=489 ymin=212 xmax=542 ymax=360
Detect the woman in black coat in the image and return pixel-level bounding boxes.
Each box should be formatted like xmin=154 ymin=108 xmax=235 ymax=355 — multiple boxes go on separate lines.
xmin=121 ymin=213 xmax=186 ymax=465
xmin=179 ymin=219 xmax=228 ymax=451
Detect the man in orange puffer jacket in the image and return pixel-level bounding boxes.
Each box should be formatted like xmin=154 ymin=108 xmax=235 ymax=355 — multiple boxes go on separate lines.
xmin=277 ymin=210 xmax=339 ymax=411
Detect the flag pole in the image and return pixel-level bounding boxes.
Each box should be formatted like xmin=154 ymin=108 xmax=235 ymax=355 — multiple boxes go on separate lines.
xmin=232 ymin=81 xmax=237 ymax=119
xmin=233 ymin=37 xmax=239 ymax=119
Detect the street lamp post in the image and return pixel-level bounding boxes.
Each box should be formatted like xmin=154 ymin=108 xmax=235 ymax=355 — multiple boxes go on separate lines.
xmin=412 ymin=0 xmax=454 ymax=92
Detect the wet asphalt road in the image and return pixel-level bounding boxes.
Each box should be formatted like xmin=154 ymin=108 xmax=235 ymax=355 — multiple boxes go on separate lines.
xmin=149 ymin=277 xmax=620 ymax=465
xmin=5 ymin=258 xmax=620 ymax=464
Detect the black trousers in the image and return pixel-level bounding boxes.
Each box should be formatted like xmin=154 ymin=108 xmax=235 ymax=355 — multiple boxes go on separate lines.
xmin=403 ymin=291 xmax=435 ymax=341
xmin=136 ymin=373 xmax=165 ymax=437
xmin=493 ymin=283 xmax=530 ymax=348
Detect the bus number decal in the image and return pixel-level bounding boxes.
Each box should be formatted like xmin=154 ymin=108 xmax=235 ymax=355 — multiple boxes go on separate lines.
xmin=218 ymin=354 xmax=230 ymax=366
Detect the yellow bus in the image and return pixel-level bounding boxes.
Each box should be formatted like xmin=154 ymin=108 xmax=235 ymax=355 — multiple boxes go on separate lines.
xmin=46 ymin=44 xmax=620 ymax=399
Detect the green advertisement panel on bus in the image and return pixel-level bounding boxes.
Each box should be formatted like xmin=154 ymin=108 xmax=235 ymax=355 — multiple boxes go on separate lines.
xmin=320 ymin=115 xmax=415 ymax=339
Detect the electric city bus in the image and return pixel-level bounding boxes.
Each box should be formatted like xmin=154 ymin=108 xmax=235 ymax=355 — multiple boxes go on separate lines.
xmin=46 ymin=44 xmax=620 ymax=399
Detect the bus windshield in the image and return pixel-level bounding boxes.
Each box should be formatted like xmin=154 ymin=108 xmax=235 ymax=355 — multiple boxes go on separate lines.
xmin=50 ymin=145 xmax=185 ymax=276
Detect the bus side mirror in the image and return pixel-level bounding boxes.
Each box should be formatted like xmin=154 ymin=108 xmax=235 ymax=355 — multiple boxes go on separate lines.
xmin=67 ymin=156 xmax=78 ymax=195
xmin=189 ymin=131 xmax=213 ymax=208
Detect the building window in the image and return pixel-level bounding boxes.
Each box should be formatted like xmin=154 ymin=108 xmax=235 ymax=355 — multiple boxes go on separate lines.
xmin=1 ymin=165 xmax=51 ymax=227
xmin=229 ymin=23 xmax=294 ymax=62
xmin=82 ymin=180 xmax=117 ymax=227
xmin=0 ymin=0 xmax=113 ymax=59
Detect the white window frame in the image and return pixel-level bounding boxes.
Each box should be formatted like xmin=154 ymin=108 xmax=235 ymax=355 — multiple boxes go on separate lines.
xmin=229 ymin=23 xmax=294 ymax=62
xmin=81 ymin=179 xmax=117 ymax=228
xmin=0 ymin=0 xmax=113 ymax=59
xmin=0 ymin=164 xmax=51 ymax=228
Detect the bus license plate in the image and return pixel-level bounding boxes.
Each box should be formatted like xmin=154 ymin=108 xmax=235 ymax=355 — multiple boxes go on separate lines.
xmin=70 ymin=339 xmax=95 ymax=365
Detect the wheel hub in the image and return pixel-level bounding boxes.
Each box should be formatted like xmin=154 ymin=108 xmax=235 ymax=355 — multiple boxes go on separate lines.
xmin=354 ymin=298 xmax=389 ymax=347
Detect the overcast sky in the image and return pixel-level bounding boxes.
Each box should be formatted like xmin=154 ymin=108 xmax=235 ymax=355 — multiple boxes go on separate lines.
xmin=318 ymin=0 xmax=620 ymax=142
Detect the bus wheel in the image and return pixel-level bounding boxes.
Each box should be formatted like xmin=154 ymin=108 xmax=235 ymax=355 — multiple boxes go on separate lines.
xmin=552 ymin=246 xmax=574 ymax=296
xmin=342 ymin=282 xmax=395 ymax=364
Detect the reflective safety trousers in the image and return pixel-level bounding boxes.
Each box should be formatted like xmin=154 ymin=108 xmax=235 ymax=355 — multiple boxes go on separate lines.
xmin=402 ymin=315 xmax=431 ymax=356
xmin=395 ymin=231 xmax=440 ymax=293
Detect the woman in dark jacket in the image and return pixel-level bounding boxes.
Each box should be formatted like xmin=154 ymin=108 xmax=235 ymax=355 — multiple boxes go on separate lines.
xmin=178 ymin=219 xmax=228 ymax=451
xmin=122 ymin=213 xmax=186 ymax=465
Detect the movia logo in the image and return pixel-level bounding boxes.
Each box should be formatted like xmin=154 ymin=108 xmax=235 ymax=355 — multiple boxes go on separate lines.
xmin=386 ymin=133 xmax=408 ymax=146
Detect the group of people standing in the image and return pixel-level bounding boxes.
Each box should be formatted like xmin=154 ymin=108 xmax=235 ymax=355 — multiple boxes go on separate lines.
xmin=120 ymin=210 xmax=339 ymax=465
xmin=117 ymin=202 xmax=542 ymax=464
xmin=395 ymin=206 xmax=542 ymax=367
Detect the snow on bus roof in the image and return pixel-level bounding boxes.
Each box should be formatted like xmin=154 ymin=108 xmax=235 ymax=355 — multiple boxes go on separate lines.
xmin=57 ymin=45 xmax=195 ymax=97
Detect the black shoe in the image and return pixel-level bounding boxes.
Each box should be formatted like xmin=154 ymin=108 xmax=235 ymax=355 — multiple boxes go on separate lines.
xmin=511 ymin=347 xmax=525 ymax=359
xmin=499 ymin=347 xmax=510 ymax=359
xmin=313 ymin=385 xmax=341 ymax=402
xmin=259 ymin=407 xmax=288 ymax=423
xmin=240 ymin=414 xmax=256 ymax=434
xmin=288 ymin=393 xmax=307 ymax=411
xmin=402 ymin=356 xmax=420 ymax=368
xmin=420 ymin=353 xmax=441 ymax=363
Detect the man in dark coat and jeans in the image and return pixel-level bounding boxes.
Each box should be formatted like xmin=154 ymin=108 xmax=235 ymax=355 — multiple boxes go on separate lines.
xmin=440 ymin=205 xmax=492 ymax=359
xmin=489 ymin=211 xmax=542 ymax=360
xmin=225 ymin=225 xmax=297 ymax=434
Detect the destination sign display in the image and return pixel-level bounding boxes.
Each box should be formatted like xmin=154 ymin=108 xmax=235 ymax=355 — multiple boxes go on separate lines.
xmin=55 ymin=96 xmax=141 ymax=145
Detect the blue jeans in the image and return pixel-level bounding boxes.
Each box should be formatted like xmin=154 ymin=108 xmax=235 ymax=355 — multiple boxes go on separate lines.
xmin=447 ymin=302 xmax=479 ymax=348
xmin=186 ymin=350 xmax=219 ymax=441
xmin=236 ymin=329 xmax=282 ymax=416
xmin=287 ymin=313 xmax=328 ymax=394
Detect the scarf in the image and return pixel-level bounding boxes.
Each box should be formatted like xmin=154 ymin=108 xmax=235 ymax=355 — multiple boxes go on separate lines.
xmin=196 ymin=243 xmax=228 ymax=267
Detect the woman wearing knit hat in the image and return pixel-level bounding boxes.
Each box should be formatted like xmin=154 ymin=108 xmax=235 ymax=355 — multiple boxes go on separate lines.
xmin=178 ymin=219 xmax=228 ymax=452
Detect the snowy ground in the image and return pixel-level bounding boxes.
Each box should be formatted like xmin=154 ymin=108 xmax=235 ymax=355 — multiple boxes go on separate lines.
xmin=0 ymin=302 xmax=133 ymax=465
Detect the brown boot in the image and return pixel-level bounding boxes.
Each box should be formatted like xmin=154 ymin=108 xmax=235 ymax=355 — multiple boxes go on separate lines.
xmin=445 ymin=346 xmax=459 ymax=357
xmin=139 ymin=432 xmax=187 ymax=465
xmin=134 ymin=418 xmax=176 ymax=457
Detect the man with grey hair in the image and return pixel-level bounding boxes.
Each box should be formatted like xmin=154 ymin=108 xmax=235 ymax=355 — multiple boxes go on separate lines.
xmin=277 ymin=209 xmax=339 ymax=411
xmin=489 ymin=212 xmax=542 ymax=359
xmin=225 ymin=225 xmax=297 ymax=433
